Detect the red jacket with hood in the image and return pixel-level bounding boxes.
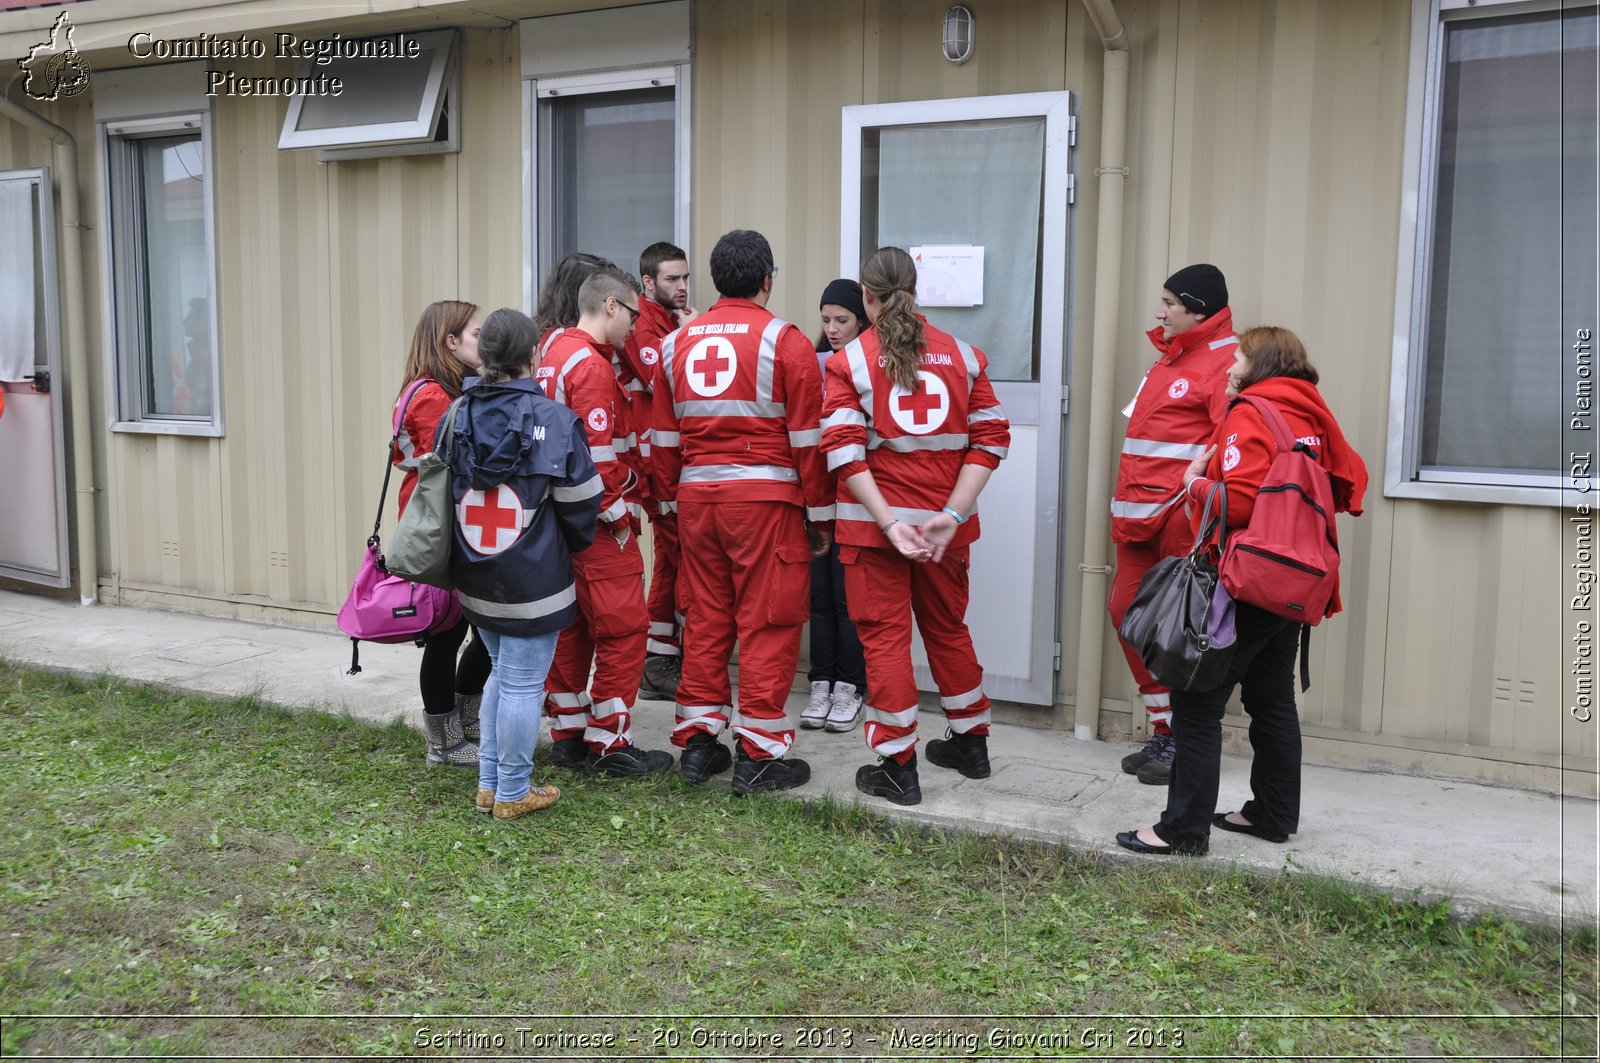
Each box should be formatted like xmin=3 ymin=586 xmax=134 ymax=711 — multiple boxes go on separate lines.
xmin=1185 ymin=375 xmax=1369 ymax=614
xmin=1111 ymin=307 xmax=1239 ymax=543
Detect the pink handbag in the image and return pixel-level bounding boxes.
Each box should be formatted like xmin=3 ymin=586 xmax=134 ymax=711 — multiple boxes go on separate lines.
xmin=336 ymin=380 xmax=462 ymax=674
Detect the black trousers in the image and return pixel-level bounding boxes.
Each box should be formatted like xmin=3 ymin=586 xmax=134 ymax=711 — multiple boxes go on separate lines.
xmin=807 ymin=542 xmax=867 ymax=691
xmin=1154 ymin=603 xmax=1303 ymax=850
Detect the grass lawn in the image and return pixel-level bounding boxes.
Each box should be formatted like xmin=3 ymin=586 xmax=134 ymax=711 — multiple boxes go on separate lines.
xmin=0 ymin=662 xmax=1593 ymax=1059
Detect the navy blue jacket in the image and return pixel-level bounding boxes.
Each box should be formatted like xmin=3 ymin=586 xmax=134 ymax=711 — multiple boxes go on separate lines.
xmin=445 ymin=377 xmax=601 ymax=636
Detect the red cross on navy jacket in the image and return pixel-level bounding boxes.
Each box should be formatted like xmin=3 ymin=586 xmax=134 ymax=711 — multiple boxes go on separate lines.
xmin=820 ymin=316 xmax=1010 ymax=549
xmin=536 ymin=326 xmax=642 ymax=531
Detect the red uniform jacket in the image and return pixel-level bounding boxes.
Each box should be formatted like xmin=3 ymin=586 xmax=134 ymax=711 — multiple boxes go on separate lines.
xmin=1184 ymin=375 xmax=1369 ymax=613
xmin=1111 ymin=307 xmax=1238 ymax=543
xmin=391 ymin=378 xmax=453 ymax=517
xmin=650 ymin=297 xmax=834 ymax=520
xmin=820 ymin=317 xmax=1010 ymax=549
xmin=622 ymin=297 xmax=679 ymax=511
xmin=536 ymin=326 xmax=643 ymax=530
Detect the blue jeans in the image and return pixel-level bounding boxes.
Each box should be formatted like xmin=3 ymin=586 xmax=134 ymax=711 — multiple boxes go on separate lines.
xmin=476 ymin=628 xmax=560 ymax=804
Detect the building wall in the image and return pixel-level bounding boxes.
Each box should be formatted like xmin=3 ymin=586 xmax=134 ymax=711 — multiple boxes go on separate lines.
xmin=689 ymin=0 xmax=1589 ymax=784
xmin=1 ymin=0 xmax=1585 ymax=784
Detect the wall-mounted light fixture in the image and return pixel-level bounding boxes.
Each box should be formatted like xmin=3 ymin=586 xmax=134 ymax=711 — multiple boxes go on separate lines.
xmin=943 ymin=4 xmax=975 ymax=64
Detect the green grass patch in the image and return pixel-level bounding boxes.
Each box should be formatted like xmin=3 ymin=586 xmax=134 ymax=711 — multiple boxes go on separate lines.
xmin=0 ymin=662 xmax=1592 ymax=1058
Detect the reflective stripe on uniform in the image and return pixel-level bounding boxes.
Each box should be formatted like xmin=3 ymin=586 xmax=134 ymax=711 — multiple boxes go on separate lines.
xmin=940 ymin=685 xmax=985 ymax=710
xmin=754 ymin=317 xmax=785 ymax=403
xmin=822 ymin=407 xmax=866 ymax=429
xmin=673 ymin=398 xmax=785 ymax=418
xmin=866 ymin=703 xmax=919 ymax=727
xmin=553 ymin=346 xmax=596 ymax=405
xmin=826 ymin=444 xmax=867 ymax=470
xmin=954 ymin=337 xmax=980 ymax=380
xmin=946 ymin=708 xmax=991 ymax=732
xmin=459 ymin=584 xmax=577 ymax=620
xmin=680 ymin=463 xmax=798 ymax=484
xmin=552 ymin=473 xmax=602 ymax=502
xmin=843 ymin=338 xmax=874 ymax=419
xmin=865 ymin=725 xmax=918 ymax=757
xmin=732 ymin=724 xmax=793 ymax=759
xmin=652 ymin=429 xmax=680 ymax=447
xmin=1109 ymin=493 xmax=1184 ymax=520
xmin=836 ymin=502 xmax=943 ymax=525
xmin=788 ymin=428 xmax=821 ymax=448
xmin=1121 ymin=437 xmax=1207 ymax=460
xmin=870 ymin=432 xmax=969 ymax=453
xmin=806 ymin=504 xmax=837 ymax=522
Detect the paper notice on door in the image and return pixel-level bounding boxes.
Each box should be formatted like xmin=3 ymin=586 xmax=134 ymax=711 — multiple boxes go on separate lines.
xmin=910 ymin=245 xmax=983 ymax=307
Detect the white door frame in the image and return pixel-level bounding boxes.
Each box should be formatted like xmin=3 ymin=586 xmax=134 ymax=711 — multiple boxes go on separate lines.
xmin=840 ymin=91 xmax=1073 ymax=706
xmin=0 ymin=166 xmax=70 ymax=588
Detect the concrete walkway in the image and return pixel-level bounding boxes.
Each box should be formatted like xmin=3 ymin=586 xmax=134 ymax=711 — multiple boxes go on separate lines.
xmin=1 ymin=588 xmax=1594 ymax=930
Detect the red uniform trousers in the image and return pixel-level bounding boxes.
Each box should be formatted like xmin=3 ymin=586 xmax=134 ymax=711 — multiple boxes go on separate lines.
xmin=672 ymin=499 xmax=811 ymax=760
xmin=644 ymin=511 xmax=683 ymax=656
xmin=544 ymin=532 xmax=648 ymax=752
xmin=840 ymin=543 xmax=992 ymax=762
xmin=1108 ymin=507 xmax=1196 ymax=732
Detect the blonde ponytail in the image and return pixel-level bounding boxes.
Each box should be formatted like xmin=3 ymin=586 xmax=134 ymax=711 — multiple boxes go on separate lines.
xmin=859 ymin=247 xmax=924 ymax=393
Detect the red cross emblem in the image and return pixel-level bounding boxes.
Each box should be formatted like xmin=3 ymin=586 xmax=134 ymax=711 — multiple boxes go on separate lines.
xmin=685 ymin=336 xmax=737 ymax=397
xmin=457 ymin=483 xmax=526 ymax=556
xmin=887 ymin=372 xmax=950 ymax=435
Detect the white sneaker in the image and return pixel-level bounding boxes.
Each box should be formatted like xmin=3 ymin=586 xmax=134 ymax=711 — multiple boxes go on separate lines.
xmin=825 ymin=682 xmax=864 ymax=732
xmin=801 ymin=681 xmax=831 ymax=729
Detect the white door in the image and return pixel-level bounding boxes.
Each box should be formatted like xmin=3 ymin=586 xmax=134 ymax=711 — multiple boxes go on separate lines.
xmin=0 ymin=167 xmax=69 ymax=588
xmin=841 ymin=92 xmax=1073 ymax=707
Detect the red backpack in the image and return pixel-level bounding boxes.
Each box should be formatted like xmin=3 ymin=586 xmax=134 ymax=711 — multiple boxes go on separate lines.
xmin=1219 ymin=394 xmax=1341 ymax=625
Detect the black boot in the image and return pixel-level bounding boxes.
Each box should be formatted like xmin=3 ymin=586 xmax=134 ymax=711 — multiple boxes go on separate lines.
xmin=924 ymin=729 xmax=991 ymax=779
xmin=855 ymin=752 xmax=922 ymax=806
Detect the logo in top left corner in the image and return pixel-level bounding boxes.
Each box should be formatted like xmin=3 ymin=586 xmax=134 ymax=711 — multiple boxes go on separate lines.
xmin=19 ymin=12 xmax=92 ymax=102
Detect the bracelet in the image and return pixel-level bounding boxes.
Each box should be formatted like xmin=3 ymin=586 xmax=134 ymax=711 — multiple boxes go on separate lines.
xmin=941 ymin=506 xmax=967 ymax=525
xmin=881 ymin=518 xmax=901 ymax=534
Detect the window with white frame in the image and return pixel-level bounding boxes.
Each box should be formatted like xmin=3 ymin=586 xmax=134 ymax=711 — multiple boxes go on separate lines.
xmin=520 ymin=2 xmax=690 ymax=307
xmin=105 ymin=116 xmax=220 ymax=433
xmin=536 ymin=73 xmax=679 ymax=275
xmin=1391 ymin=0 xmax=1598 ymax=503
xmin=278 ymin=30 xmax=459 ymax=160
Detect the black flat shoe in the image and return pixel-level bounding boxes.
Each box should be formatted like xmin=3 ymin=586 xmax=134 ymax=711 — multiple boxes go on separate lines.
xmin=1115 ymin=830 xmax=1206 ymax=856
xmin=1212 ymin=812 xmax=1288 ymax=843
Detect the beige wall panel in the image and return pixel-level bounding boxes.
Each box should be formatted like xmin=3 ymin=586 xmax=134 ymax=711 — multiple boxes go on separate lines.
xmin=1383 ymin=503 xmax=1574 ymax=760
xmin=327 ymin=156 xmax=459 ymax=597
xmin=1098 ymin=0 xmax=1414 ymax=734
xmin=694 ymin=0 xmax=857 ymax=330
xmin=456 ymin=28 xmax=524 ymax=314
xmin=112 ymin=436 xmax=223 ymax=594
xmin=863 ymin=0 xmax=1066 ymax=103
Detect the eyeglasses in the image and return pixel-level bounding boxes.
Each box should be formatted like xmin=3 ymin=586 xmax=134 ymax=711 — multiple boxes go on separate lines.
xmin=769 ymin=266 xmax=780 ymax=277
xmin=614 ymin=298 xmax=641 ymax=322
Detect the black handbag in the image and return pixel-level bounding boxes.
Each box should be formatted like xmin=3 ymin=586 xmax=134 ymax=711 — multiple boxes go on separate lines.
xmin=1117 ymin=482 xmax=1237 ymax=692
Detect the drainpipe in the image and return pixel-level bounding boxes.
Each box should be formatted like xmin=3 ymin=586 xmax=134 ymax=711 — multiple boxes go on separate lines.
xmin=1072 ymin=0 xmax=1128 ymax=740
xmin=0 ymin=92 xmax=99 ymax=606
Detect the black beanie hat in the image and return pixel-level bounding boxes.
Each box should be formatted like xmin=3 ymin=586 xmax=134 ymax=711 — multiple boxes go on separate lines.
xmin=1163 ymin=263 xmax=1228 ymax=317
xmin=819 ymin=278 xmax=868 ymax=324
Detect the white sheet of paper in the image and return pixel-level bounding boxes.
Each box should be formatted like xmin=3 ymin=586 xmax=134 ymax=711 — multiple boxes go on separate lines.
xmin=910 ymin=245 xmax=984 ymax=307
